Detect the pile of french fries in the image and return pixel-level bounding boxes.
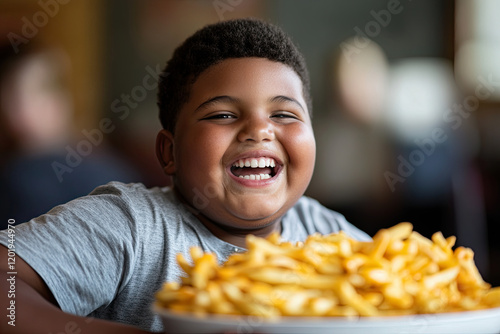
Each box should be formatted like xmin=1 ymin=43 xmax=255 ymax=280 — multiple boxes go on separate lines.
xmin=155 ymin=223 xmax=500 ymax=318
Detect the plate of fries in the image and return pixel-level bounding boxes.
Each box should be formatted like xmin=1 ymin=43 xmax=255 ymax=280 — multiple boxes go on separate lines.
xmin=154 ymin=223 xmax=500 ymax=334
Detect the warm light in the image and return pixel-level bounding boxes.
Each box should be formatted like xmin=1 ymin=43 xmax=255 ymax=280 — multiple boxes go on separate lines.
xmin=384 ymin=58 xmax=456 ymax=141
xmin=455 ymin=0 xmax=500 ymax=100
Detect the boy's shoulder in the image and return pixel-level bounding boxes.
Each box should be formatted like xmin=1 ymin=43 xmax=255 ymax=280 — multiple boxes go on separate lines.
xmin=85 ymin=181 xmax=205 ymax=226
xmin=80 ymin=181 xmax=184 ymax=219
xmin=89 ymin=181 xmax=169 ymax=196
xmin=87 ymin=181 xmax=174 ymax=205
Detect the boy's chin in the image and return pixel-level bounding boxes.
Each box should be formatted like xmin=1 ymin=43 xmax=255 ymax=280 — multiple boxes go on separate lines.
xmin=217 ymin=215 xmax=280 ymax=232
xmin=223 ymin=207 xmax=287 ymax=230
xmin=230 ymin=194 xmax=288 ymax=213
xmin=199 ymin=204 xmax=281 ymax=229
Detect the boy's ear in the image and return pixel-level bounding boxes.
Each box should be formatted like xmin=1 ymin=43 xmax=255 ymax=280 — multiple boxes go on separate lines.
xmin=156 ymin=129 xmax=176 ymax=175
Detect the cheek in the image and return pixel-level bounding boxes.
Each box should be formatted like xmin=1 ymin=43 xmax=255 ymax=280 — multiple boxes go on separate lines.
xmin=176 ymin=127 xmax=229 ymax=182
xmin=285 ymin=126 xmax=316 ymax=170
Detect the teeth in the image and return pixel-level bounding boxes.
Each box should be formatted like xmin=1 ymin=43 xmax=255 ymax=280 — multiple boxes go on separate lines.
xmin=238 ymin=174 xmax=271 ymax=180
xmin=232 ymin=157 xmax=276 ymax=168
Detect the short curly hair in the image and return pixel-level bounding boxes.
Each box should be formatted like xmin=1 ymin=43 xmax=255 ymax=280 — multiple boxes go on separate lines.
xmin=157 ymin=18 xmax=311 ymax=133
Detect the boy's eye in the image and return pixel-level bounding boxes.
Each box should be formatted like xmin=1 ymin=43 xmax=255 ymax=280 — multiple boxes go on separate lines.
xmin=201 ymin=113 xmax=236 ymax=120
xmin=271 ymin=112 xmax=300 ymax=121
xmin=272 ymin=114 xmax=295 ymax=118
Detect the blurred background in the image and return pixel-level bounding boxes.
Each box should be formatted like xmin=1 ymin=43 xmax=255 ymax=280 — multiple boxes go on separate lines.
xmin=0 ymin=0 xmax=499 ymax=285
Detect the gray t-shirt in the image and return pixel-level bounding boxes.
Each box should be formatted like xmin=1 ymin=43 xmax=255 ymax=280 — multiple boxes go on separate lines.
xmin=0 ymin=182 xmax=369 ymax=332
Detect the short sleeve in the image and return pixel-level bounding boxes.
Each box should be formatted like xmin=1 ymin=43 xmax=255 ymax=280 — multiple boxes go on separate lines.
xmin=0 ymin=182 xmax=142 ymax=316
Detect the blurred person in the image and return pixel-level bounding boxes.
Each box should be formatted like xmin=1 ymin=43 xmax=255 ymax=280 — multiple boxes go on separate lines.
xmin=308 ymin=38 xmax=391 ymax=231
xmin=309 ymin=40 xmax=488 ymax=276
xmin=0 ymin=43 xmax=140 ymax=228
xmin=383 ymin=58 xmax=488 ymax=273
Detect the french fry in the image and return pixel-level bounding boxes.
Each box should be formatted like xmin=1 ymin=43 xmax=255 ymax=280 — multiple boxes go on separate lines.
xmin=176 ymin=253 xmax=192 ymax=276
xmin=336 ymin=278 xmax=379 ymax=316
xmin=483 ymin=287 xmax=500 ymax=307
xmin=155 ymin=223 xmax=500 ymax=318
xmin=422 ymin=266 xmax=460 ymax=290
xmin=191 ymin=253 xmax=216 ymax=289
xmin=386 ymin=222 xmax=413 ymax=240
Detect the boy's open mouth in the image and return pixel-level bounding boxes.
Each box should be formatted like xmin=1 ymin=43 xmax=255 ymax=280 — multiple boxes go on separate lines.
xmin=230 ymin=157 xmax=278 ymax=180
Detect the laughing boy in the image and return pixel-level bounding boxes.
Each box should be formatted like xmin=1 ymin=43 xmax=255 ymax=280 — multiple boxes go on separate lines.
xmin=0 ymin=18 xmax=369 ymax=333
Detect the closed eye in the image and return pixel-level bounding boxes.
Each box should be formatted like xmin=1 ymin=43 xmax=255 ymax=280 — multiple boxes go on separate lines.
xmin=271 ymin=111 xmax=300 ymax=122
xmin=272 ymin=113 xmax=297 ymax=118
xmin=200 ymin=113 xmax=236 ymax=120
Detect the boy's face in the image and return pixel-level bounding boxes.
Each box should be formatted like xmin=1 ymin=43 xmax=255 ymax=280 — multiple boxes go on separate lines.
xmin=160 ymin=57 xmax=315 ymax=233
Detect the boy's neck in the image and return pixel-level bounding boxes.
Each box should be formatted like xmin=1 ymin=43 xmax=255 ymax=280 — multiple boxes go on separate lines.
xmin=194 ymin=213 xmax=282 ymax=249
xmin=173 ymin=187 xmax=282 ymax=248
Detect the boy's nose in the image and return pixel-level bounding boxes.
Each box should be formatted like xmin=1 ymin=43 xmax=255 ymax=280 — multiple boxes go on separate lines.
xmin=237 ymin=116 xmax=275 ymax=142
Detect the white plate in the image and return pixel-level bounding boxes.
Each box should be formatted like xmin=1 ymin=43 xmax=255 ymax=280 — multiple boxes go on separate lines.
xmin=154 ymin=305 xmax=500 ymax=334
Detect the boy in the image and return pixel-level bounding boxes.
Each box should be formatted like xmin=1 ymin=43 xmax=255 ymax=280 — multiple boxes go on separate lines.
xmin=0 ymin=18 xmax=369 ymax=333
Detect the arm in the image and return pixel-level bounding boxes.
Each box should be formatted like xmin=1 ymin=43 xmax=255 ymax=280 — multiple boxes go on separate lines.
xmin=0 ymin=245 xmax=152 ymax=334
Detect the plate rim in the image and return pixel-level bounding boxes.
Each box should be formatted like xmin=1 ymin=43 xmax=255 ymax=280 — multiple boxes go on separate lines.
xmin=153 ymin=304 xmax=500 ymax=327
